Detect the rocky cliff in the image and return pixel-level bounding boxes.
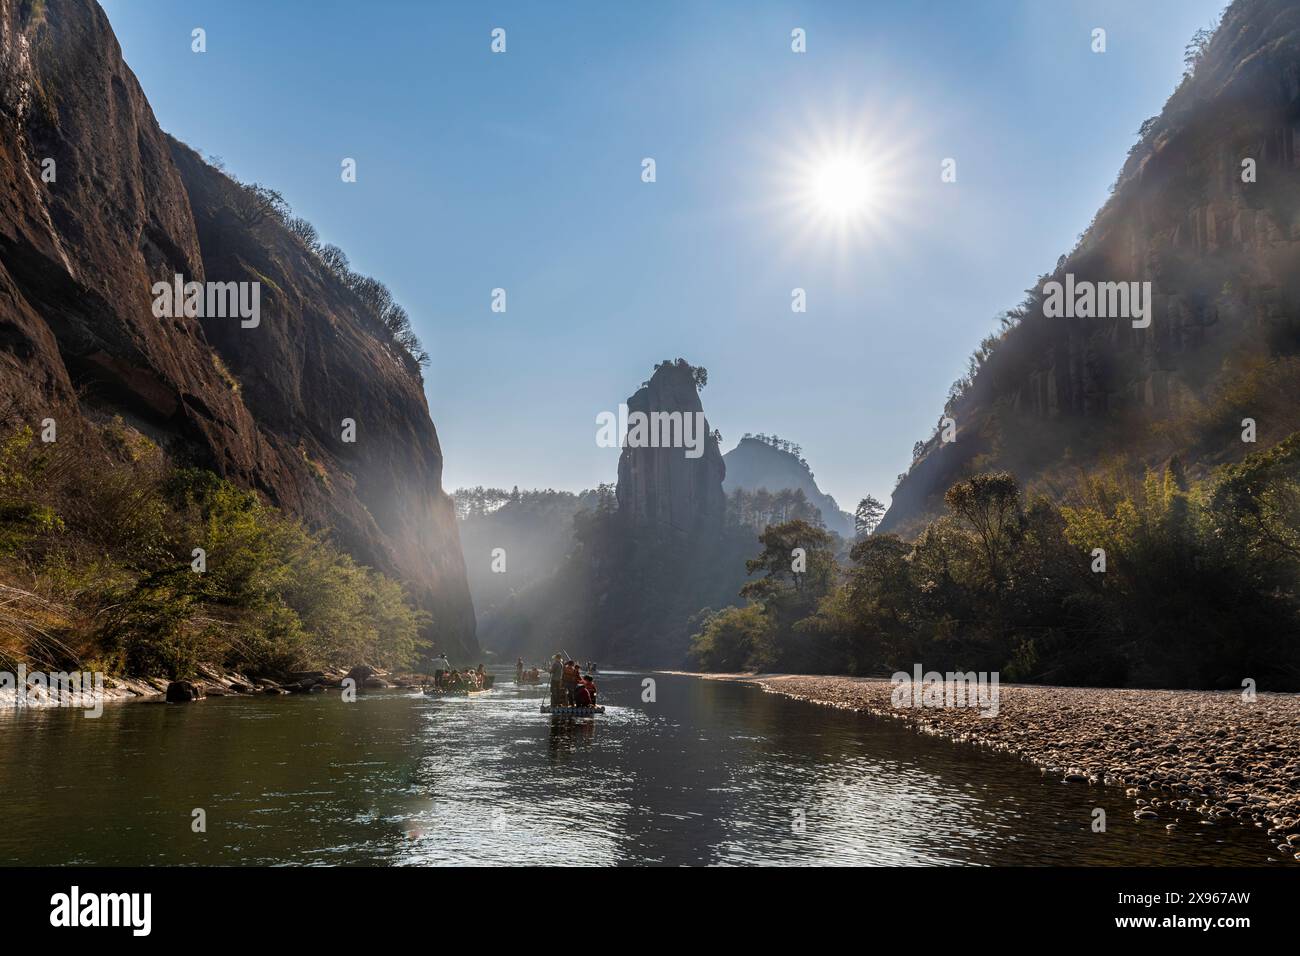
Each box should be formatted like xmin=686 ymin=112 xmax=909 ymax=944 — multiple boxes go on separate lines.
xmin=615 ymin=360 xmax=726 ymax=536
xmin=882 ymin=0 xmax=1300 ymax=534
xmin=479 ymin=360 xmax=750 ymax=666
xmin=0 ymin=0 xmax=476 ymax=657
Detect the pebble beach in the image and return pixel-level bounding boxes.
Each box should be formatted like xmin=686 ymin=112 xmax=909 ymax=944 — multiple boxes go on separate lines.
xmin=678 ymin=672 xmax=1300 ymax=863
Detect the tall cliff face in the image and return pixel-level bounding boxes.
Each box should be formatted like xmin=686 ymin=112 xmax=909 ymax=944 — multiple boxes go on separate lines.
xmin=615 ymin=362 xmax=726 ymax=535
xmin=478 ymin=361 xmax=749 ymax=666
xmin=0 ymin=0 xmax=476 ymax=658
xmin=883 ymin=0 xmax=1300 ymax=534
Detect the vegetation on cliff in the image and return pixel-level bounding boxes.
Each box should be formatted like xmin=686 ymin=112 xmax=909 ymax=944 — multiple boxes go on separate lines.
xmin=691 ymin=441 xmax=1300 ymax=690
xmin=0 ymin=0 xmax=477 ymax=663
xmin=0 ymin=417 xmax=425 ymax=679
xmin=197 ymin=154 xmax=431 ymax=374
xmin=468 ymin=361 xmax=772 ymax=664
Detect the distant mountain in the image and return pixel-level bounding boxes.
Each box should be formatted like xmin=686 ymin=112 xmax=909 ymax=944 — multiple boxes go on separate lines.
xmin=723 ymin=436 xmax=854 ymax=538
xmin=882 ymin=0 xmax=1300 ymax=535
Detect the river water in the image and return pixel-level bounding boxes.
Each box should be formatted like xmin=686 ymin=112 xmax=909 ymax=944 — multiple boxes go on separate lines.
xmin=0 ymin=671 xmax=1273 ymax=865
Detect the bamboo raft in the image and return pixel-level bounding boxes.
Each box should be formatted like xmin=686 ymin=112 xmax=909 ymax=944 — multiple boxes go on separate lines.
xmin=541 ymin=705 xmax=605 ymax=716
xmin=424 ymin=675 xmax=494 ymax=697
xmin=425 ymin=686 xmax=491 ymax=698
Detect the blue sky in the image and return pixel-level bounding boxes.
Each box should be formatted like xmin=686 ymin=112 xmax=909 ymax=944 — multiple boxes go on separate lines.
xmin=101 ymin=0 xmax=1226 ymax=512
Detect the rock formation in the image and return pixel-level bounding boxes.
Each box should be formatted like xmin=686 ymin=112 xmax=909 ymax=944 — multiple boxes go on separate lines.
xmin=478 ymin=360 xmax=750 ymax=666
xmin=615 ymin=360 xmax=726 ymax=536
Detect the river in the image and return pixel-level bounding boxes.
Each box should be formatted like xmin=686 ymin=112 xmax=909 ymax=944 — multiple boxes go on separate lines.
xmin=0 ymin=671 xmax=1272 ymax=865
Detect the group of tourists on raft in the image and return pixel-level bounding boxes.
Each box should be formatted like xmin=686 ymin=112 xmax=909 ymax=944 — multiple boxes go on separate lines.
xmin=426 ymin=652 xmax=598 ymax=704
xmin=429 ymin=653 xmax=489 ymax=691
xmin=515 ymin=660 xmax=543 ymax=684
xmin=542 ymin=654 xmax=598 ymax=708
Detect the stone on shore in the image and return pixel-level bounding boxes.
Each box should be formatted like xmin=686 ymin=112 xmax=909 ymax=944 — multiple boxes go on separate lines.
xmin=165 ymin=680 xmax=205 ymax=703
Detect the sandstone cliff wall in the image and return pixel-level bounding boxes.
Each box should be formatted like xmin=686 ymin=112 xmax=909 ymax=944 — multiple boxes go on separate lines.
xmin=0 ymin=0 xmax=476 ymax=657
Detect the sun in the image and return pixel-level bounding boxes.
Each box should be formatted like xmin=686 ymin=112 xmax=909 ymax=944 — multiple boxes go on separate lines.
xmin=752 ymin=99 xmax=924 ymax=262
xmin=808 ymin=155 xmax=876 ymax=219
xmin=782 ymin=140 xmax=893 ymax=243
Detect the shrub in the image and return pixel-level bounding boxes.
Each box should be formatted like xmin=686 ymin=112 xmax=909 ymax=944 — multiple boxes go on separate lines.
xmin=0 ymin=423 xmax=427 ymax=678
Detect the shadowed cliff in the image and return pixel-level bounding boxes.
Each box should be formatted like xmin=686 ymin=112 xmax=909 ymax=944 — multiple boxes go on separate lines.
xmin=0 ymin=0 xmax=476 ymax=658
xmin=883 ymin=0 xmax=1300 ymax=535
xmin=616 ymin=361 xmax=726 ymax=536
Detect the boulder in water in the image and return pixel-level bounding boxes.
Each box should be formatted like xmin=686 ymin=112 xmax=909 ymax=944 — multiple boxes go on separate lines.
xmin=345 ymin=665 xmax=376 ymax=685
xmin=165 ymin=681 xmax=205 ymax=703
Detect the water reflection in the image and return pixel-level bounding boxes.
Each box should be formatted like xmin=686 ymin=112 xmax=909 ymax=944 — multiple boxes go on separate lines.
xmin=0 ymin=672 xmax=1274 ymax=866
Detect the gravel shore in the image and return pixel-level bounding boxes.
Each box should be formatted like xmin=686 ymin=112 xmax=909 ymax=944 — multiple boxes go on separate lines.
xmin=677 ymin=672 xmax=1300 ymax=862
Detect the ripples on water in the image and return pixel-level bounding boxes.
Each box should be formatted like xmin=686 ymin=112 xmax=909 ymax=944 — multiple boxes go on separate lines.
xmin=0 ymin=672 xmax=1274 ymax=865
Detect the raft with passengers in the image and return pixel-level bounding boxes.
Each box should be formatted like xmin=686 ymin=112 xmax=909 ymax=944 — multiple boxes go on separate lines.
xmin=424 ymin=657 xmax=494 ymax=697
xmin=540 ymin=654 xmax=604 ymax=715
xmin=513 ymin=659 xmax=545 ymax=686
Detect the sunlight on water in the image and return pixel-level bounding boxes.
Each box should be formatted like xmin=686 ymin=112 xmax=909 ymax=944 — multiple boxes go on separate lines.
xmin=0 ymin=673 xmax=1273 ymax=866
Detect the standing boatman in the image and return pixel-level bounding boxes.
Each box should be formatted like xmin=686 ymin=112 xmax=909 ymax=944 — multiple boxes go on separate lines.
xmin=549 ymin=654 xmax=564 ymax=707
xmin=432 ymin=650 xmax=451 ymax=688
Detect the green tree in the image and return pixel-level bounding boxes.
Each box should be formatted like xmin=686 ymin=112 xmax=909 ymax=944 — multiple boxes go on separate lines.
xmin=688 ymin=604 xmax=772 ymax=671
xmin=854 ymin=494 xmax=885 ymax=538
xmin=943 ymin=472 xmax=1022 ymax=586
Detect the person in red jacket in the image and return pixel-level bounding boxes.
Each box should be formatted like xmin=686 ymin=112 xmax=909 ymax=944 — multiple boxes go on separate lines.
xmin=580 ymin=673 xmax=597 ymax=707
xmin=573 ymin=680 xmax=593 ymax=708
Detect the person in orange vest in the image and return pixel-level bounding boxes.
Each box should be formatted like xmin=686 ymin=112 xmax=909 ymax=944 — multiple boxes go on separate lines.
xmin=562 ymin=660 xmax=579 ymax=705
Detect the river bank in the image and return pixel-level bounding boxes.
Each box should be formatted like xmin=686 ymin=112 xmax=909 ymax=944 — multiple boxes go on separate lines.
xmin=671 ymin=671 xmax=1300 ymax=862
xmin=0 ymin=664 xmax=429 ymax=708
